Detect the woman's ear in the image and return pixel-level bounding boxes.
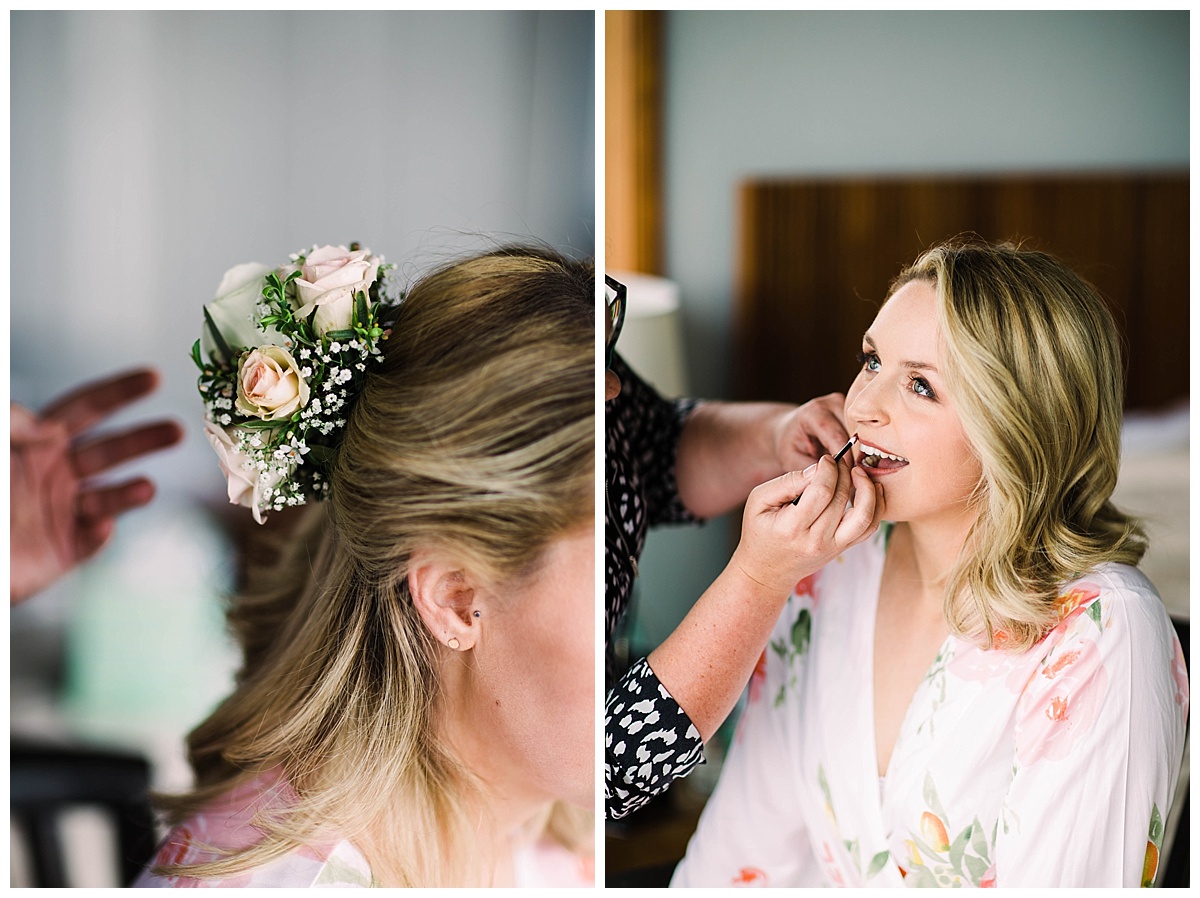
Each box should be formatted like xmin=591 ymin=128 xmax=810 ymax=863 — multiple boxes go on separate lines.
xmin=408 ymin=552 xmax=480 ymax=652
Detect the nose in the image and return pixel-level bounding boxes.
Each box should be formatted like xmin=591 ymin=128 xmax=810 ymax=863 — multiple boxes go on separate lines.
xmin=845 ymin=372 xmax=889 ymax=429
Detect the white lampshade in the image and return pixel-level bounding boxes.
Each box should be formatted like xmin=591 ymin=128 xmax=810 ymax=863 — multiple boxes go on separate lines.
xmin=610 ymin=270 xmax=689 ymax=398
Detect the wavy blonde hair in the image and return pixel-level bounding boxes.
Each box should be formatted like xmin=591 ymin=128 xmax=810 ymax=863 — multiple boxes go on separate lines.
xmin=155 ymin=245 xmax=595 ymax=886
xmin=889 ymin=238 xmax=1146 ymax=652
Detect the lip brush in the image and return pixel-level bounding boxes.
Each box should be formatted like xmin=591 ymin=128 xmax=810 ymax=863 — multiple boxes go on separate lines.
xmin=792 ymin=434 xmax=858 ymax=505
xmin=832 ymin=433 xmax=859 ymax=463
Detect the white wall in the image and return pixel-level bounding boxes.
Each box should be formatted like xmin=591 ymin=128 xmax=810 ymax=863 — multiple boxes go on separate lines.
xmin=631 ymin=10 xmax=1189 ymax=649
xmin=12 ymin=9 xmax=594 ymax=499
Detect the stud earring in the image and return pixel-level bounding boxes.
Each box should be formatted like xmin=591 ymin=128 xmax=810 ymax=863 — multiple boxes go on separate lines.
xmin=447 ymin=637 xmax=461 ymax=650
xmin=473 ymin=611 xmax=481 ymax=619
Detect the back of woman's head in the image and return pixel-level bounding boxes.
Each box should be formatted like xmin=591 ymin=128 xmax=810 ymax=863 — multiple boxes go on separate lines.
xmin=891 ymin=238 xmax=1145 ymax=650
xmin=335 ymin=245 xmax=594 ymax=587
xmin=164 ymin=245 xmax=594 ymax=885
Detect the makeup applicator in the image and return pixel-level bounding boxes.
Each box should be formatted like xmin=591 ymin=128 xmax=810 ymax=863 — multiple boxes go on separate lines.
xmin=791 ymin=434 xmax=858 ymax=505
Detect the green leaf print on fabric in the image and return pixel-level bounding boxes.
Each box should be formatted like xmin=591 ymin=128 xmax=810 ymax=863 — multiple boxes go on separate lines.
xmin=311 ymin=853 xmax=377 ymax=887
xmin=1142 ymin=803 xmax=1164 ymax=887
xmin=904 ymin=774 xmax=995 ymax=887
xmin=771 ymin=607 xmax=813 ymax=706
xmin=866 ymin=850 xmax=891 ymax=879
xmin=818 ymin=763 xmax=837 ymax=825
xmin=791 ymin=608 xmax=812 ymax=654
xmin=914 ymin=643 xmax=955 ymax=740
xmin=1087 ymin=599 xmax=1103 ymax=629
xmin=818 ymin=763 xmax=892 ymax=884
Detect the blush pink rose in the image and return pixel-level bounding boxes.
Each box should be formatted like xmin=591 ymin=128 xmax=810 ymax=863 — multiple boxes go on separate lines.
xmin=290 ymin=244 xmax=381 ymax=335
xmin=204 ymin=421 xmax=285 ymax=524
xmin=235 ymin=346 xmax=309 ymax=421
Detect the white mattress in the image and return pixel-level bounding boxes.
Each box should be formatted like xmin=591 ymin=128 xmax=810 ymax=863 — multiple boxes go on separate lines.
xmin=1113 ymin=402 xmax=1190 ymax=619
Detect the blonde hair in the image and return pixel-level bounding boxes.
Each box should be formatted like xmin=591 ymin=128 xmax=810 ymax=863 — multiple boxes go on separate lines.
xmin=156 ymin=246 xmax=595 ymax=886
xmin=890 ymin=238 xmax=1146 ymax=652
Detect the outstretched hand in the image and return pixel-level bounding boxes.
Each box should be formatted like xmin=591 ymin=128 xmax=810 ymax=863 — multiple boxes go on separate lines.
xmin=731 ymin=454 xmax=884 ymax=598
xmin=10 ymin=369 xmax=183 ymax=605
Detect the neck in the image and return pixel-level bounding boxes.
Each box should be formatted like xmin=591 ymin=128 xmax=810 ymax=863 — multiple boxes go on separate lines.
xmin=435 ymin=663 xmax=551 ymax=878
xmin=890 ymin=505 xmax=977 ymax=604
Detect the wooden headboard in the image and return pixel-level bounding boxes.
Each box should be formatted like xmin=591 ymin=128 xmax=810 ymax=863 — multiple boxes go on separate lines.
xmin=734 ymin=173 xmax=1188 ymax=411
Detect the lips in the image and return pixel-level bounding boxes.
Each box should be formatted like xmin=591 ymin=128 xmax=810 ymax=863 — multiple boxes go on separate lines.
xmin=857 ymin=440 xmax=909 ymax=471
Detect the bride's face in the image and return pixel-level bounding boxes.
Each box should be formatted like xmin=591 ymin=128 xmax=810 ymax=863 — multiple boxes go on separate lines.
xmin=843 ymin=278 xmax=982 ymax=528
xmin=459 ymin=525 xmax=595 ymax=810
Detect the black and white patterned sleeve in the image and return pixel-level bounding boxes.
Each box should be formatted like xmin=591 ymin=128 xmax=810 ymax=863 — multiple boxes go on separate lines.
xmin=605 ymin=656 xmax=705 ymax=820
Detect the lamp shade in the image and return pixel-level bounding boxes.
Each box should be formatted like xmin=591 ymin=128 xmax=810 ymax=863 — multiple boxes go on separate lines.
xmin=609 ymin=270 xmax=689 ymax=399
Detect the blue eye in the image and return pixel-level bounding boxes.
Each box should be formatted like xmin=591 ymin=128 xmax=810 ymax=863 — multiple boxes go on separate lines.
xmin=910 ymin=375 xmax=936 ymax=399
xmin=856 ymin=351 xmax=880 ymax=373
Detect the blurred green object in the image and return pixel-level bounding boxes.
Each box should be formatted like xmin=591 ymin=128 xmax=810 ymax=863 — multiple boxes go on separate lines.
xmin=63 ymin=503 xmax=240 ymax=745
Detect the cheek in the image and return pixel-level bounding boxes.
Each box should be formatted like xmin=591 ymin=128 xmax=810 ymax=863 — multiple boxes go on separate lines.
xmin=927 ymin=426 xmax=982 ymax=497
xmin=475 ymin=595 xmax=594 ymax=789
xmin=843 ymin=377 xmax=864 ymax=419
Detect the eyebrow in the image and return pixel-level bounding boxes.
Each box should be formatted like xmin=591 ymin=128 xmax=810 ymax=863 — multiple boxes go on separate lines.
xmin=862 ymin=333 xmax=939 ymax=373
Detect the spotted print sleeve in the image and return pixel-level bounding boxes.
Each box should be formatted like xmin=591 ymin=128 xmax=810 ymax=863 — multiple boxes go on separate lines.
xmin=610 ymin=355 xmax=700 ymax=529
xmin=605 ymin=657 xmax=705 ymax=820
xmin=605 ymin=357 xmax=705 ymax=820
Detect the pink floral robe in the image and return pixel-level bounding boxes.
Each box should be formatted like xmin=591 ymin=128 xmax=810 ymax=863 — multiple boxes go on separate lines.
xmin=134 ymin=768 xmax=594 ymax=888
xmin=672 ymin=530 xmax=1188 ymax=888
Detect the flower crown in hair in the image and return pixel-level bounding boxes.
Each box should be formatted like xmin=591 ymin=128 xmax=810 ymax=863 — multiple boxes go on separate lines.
xmin=193 ymin=243 xmax=403 ymax=523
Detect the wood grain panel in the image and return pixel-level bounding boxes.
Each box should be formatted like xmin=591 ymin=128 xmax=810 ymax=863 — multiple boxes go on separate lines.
xmin=735 ymin=174 xmax=1188 ymax=410
xmin=605 ymin=10 xmax=664 ymax=273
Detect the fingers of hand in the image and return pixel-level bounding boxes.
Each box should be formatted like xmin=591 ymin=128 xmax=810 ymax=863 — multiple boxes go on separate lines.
xmin=74 ymin=516 xmax=117 ymax=564
xmin=804 ymin=393 xmax=849 ymax=454
xmin=43 ymin=368 xmax=160 ymax=436
xmin=71 ymin=421 xmax=183 ymax=478
xmin=785 ymin=457 xmax=838 ymax=524
xmin=835 ymin=473 xmax=883 ymax=542
xmin=75 ymin=479 xmax=156 ymax=522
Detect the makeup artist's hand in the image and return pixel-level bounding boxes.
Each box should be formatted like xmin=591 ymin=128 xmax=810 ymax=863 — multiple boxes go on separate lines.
xmin=648 ymin=453 xmax=883 ymax=743
xmin=772 ymin=392 xmax=851 ymax=474
xmin=11 ymin=368 xmax=183 ymax=605
xmin=731 ymin=453 xmax=882 ymax=597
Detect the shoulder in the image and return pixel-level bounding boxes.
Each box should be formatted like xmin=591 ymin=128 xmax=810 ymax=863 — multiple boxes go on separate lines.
xmin=1010 ymin=564 xmax=1188 ymax=766
xmin=514 ymin=838 xmax=595 ymax=888
xmin=1051 ymin=563 xmax=1176 ymax=648
xmin=134 ymin=770 xmax=375 ymax=888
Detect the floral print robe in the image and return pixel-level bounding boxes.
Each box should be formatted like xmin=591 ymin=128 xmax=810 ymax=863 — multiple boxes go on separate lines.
xmin=134 ymin=768 xmax=594 ymax=888
xmin=671 ymin=530 xmax=1188 ymax=888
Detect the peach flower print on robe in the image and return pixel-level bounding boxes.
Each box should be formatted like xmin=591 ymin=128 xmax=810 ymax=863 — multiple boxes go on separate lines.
xmin=1014 ymin=624 xmax=1108 ymax=765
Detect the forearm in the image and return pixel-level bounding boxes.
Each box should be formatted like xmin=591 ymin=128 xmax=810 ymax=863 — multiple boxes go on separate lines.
xmin=675 ymin=401 xmax=792 ymax=518
xmin=647 ymin=563 xmax=789 ymax=743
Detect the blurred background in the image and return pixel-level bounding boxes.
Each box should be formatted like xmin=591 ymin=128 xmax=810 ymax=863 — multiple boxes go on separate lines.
xmin=605 ymin=9 xmax=1189 ymax=878
xmin=10 ymin=10 xmax=593 ymax=886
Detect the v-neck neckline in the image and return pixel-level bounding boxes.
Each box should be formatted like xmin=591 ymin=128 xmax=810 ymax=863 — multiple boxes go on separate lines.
xmin=864 ymin=525 xmax=954 ymax=788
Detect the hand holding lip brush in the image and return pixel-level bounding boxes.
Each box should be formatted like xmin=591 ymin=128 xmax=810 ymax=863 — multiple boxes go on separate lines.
xmin=791 ymin=434 xmax=858 ymax=505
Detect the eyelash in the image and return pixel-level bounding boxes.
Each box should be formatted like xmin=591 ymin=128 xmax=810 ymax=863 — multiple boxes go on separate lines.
xmin=856 ymin=350 xmax=937 ymax=400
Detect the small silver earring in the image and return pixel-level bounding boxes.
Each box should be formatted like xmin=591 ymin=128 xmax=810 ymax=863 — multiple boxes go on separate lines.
xmin=447 ymin=637 xmax=461 ymax=650
xmin=473 ymin=611 xmax=481 ymax=619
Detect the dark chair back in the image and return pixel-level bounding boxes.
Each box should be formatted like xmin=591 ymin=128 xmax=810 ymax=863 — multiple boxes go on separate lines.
xmin=1158 ymin=615 xmax=1189 ymax=887
xmin=10 ymin=739 xmax=158 ymax=887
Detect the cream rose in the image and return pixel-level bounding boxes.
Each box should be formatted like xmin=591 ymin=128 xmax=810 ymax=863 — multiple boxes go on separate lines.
xmin=203 ymin=421 xmax=286 ymax=524
xmin=290 ymin=244 xmax=381 ymax=335
xmin=201 ymin=262 xmax=275 ymax=359
xmin=234 ymin=346 xmax=310 ymax=421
